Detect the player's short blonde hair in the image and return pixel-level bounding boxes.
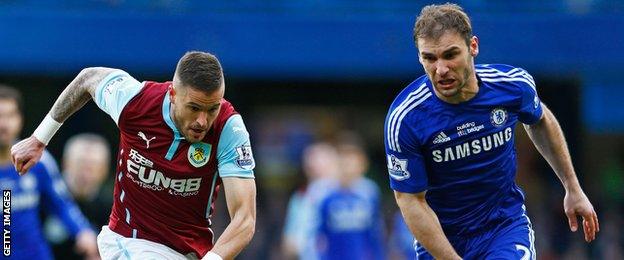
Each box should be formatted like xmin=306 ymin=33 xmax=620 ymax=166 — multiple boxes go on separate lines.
xmin=414 ymin=3 xmax=472 ymax=46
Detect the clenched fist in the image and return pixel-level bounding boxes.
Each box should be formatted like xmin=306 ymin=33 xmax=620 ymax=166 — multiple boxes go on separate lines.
xmin=10 ymin=136 xmax=45 ymax=175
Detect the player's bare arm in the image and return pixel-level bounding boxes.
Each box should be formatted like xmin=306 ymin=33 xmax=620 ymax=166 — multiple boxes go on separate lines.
xmin=523 ymin=104 xmax=599 ymax=242
xmin=394 ymin=191 xmax=461 ymax=260
xmin=207 ymin=177 xmax=256 ymax=260
xmin=49 ymin=67 xmax=117 ymax=122
xmin=10 ymin=67 xmax=117 ymax=174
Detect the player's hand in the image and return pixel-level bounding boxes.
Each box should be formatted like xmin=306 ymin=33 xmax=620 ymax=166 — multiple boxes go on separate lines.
xmin=10 ymin=136 xmax=45 ymax=175
xmin=75 ymin=230 xmax=100 ymax=260
xmin=563 ymin=189 xmax=599 ymax=242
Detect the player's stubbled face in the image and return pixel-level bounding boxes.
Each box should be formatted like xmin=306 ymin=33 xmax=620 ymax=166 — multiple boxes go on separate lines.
xmin=0 ymin=99 xmax=22 ymax=147
xmin=417 ymin=32 xmax=478 ymax=100
xmin=171 ymin=85 xmax=224 ymax=143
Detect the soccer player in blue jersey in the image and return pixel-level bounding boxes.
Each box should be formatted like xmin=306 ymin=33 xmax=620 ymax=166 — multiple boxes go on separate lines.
xmin=384 ymin=3 xmax=599 ymax=259
xmin=389 ymin=211 xmax=416 ymax=260
xmin=282 ymin=142 xmax=340 ymax=260
xmin=313 ymin=137 xmax=385 ymax=260
xmin=0 ymin=85 xmax=98 ymax=259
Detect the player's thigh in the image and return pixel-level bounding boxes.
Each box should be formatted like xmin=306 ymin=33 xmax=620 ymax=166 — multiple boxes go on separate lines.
xmin=97 ymin=225 xmax=189 ymax=260
xmin=483 ymin=222 xmax=535 ymax=260
xmin=97 ymin=226 xmax=131 ymax=260
xmin=126 ymin=245 xmax=190 ymax=260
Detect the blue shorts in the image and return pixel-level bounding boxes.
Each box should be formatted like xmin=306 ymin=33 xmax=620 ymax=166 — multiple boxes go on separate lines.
xmin=415 ymin=216 xmax=536 ymax=260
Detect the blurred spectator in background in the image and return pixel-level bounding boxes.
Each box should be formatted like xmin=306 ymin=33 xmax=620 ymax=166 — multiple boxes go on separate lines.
xmin=0 ymin=85 xmax=98 ymax=259
xmin=61 ymin=133 xmax=112 ymax=228
xmin=389 ymin=211 xmax=416 ymax=260
xmin=309 ymin=133 xmax=386 ymax=260
xmin=281 ymin=141 xmax=339 ymax=259
xmin=45 ymin=133 xmax=112 ymax=260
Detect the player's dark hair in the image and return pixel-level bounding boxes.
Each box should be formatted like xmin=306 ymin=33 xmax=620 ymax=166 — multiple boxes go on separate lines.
xmin=0 ymin=84 xmax=23 ymax=114
xmin=175 ymin=51 xmax=223 ymax=93
xmin=414 ymin=3 xmax=472 ymax=46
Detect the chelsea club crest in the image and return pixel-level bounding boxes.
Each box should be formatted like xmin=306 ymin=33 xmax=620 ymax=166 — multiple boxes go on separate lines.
xmin=490 ymin=108 xmax=508 ymax=127
xmin=188 ymin=142 xmax=212 ymax=168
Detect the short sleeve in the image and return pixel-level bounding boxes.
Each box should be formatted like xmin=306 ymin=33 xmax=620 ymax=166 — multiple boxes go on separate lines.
xmin=384 ymin=115 xmax=428 ymax=193
xmin=94 ymin=70 xmax=143 ymax=125
xmin=516 ymin=69 xmax=543 ymax=124
xmin=217 ymin=115 xmax=255 ymax=178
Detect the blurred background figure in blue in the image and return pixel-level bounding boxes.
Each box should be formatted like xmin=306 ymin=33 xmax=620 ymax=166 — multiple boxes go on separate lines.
xmin=0 ymin=85 xmax=99 ymax=260
xmin=282 ymin=141 xmax=339 ymax=260
xmin=45 ymin=133 xmax=112 ymax=260
xmin=389 ymin=211 xmax=416 ymax=260
xmin=309 ymin=133 xmax=386 ymax=260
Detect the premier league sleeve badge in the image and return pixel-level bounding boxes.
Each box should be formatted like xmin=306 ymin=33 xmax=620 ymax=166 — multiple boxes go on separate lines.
xmin=235 ymin=145 xmax=255 ymax=170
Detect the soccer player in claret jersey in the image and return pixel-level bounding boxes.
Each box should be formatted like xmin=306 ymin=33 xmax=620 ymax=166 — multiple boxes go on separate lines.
xmin=11 ymin=51 xmax=256 ymax=260
xmin=384 ymin=3 xmax=599 ymax=259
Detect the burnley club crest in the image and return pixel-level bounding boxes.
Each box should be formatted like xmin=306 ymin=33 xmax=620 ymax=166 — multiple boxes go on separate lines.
xmin=188 ymin=142 xmax=212 ymax=168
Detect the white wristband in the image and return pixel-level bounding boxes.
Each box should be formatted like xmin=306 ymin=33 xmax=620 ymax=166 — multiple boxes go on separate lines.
xmin=202 ymin=251 xmax=223 ymax=260
xmin=32 ymin=114 xmax=62 ymax=145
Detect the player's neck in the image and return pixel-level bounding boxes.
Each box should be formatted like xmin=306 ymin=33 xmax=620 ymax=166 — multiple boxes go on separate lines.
xmin=169 ymin=103 xmax=183 ymax=133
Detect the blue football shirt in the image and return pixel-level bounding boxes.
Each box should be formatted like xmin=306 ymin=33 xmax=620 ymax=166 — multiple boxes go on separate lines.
xmin=315 ymin=178 xmax=385 ymax=260
xmin=384 ymin=64 xmax=543 ymax=236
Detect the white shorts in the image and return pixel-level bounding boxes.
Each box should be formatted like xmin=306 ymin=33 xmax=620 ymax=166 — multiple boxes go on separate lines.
xmin=97 ymin=226 xmax=198 ymax=260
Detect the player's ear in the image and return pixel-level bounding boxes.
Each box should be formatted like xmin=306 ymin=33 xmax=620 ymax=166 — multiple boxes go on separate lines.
xmin=470 ymin=36 xmax=479 ymax=57
xmin=169 ymin=86 xmax=176 ymax=104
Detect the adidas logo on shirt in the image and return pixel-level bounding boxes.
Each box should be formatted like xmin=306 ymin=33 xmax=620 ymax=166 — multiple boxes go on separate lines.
xmin=433 ymin=131 xmax=451 ymax=144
